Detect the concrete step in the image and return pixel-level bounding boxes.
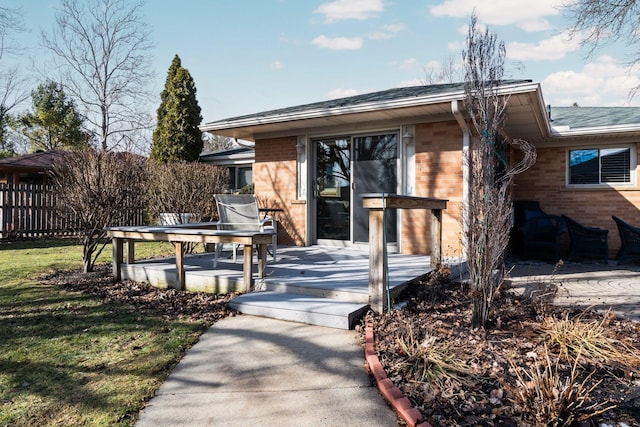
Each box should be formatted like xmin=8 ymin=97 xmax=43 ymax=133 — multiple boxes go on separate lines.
xmin=264 ymin=281 xmax=369 ymax=303
xmin=229 ymin=291 xmax=369 ymax=330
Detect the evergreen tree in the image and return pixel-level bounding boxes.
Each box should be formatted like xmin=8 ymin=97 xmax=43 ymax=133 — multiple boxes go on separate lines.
xmin=17 ymin=81 xmax=86 ymax=152
xmin=151 ymin=55 xmax=203 ymax=162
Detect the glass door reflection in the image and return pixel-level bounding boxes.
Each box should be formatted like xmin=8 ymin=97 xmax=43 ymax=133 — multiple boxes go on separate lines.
xmin=315 ymin=138 xmax=351 ymax=241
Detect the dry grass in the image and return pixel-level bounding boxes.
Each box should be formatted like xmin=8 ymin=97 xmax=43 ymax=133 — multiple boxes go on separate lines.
xmin=539 ymin=311 xmax=640 ymax=370
xmin=392 ymin=324 xmax=472 ymax=388
xmin=509 ymin=347 xmax=616 ymax=426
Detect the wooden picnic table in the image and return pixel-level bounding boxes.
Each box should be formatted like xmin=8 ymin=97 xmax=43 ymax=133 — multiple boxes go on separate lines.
xmin=361 ymin=193 xmax=448 ymax=314
xmin=106 ymin=222 xmax=273 ymax=292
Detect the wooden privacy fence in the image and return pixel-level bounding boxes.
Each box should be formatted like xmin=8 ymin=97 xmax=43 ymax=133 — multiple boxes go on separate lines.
xmin=0 ymin=183 xmax=145 ymax=239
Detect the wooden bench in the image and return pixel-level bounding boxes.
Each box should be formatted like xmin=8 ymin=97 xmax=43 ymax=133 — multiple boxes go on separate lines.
xmin=107 ymin=223 xmax=274 ymax=292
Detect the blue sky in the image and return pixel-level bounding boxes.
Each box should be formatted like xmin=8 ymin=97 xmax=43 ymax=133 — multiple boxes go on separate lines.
xmin=5 ymin=0 xmax=640 ymax=123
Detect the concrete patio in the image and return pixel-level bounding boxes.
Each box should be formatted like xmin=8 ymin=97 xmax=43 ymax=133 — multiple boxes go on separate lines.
xmin=506 ymin=259 xmax=640 ymax=322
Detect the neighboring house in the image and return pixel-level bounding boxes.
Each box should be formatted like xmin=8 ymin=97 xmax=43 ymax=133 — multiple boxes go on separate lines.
xmin=199 ymin=146 xmax=254 ymax=192
xmin=200 ymin=80 xmax=640 ymax=259
xmin=0 ymin=150 xmax=68 ymax=185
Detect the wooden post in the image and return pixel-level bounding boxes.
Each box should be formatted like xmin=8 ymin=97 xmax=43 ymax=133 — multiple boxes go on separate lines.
xmin=112 ymin=237 xmax=123 ymax=281
xmin=175 ymin=241 xmax=185 ymax=290
xmin=362 ymin=194 xmax=448 ymax=313
xmin=431 ymin=209 xmax=442 ymax=268
xmin=126 ymin=239 xmax=135 ymax=264
xmin=368 ymin=209 xmax=387 ymax=314
xmin=243 ymin=244 xmax=253 ymax=292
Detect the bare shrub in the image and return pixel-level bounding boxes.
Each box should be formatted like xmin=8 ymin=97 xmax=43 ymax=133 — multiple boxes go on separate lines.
xmin=146 ymin=161 xmax=229 ymax=224
xmin=50 ymin=148 xmax=147 ymax=272
xmin=463 ymin=13 xmax=536 ymax=328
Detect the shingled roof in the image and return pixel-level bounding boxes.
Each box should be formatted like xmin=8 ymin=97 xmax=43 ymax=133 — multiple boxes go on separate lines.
xmin=550 ymin=106 xmax=640 ymax=129
xmin=203 ymin=80 xmax=531 ymax=126
xmin=0 ymin=150 xmax=69 ymax=171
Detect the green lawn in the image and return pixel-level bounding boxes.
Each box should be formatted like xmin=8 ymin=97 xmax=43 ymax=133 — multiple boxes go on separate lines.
xmin=0 ymin=239 xmax=209 ymax=426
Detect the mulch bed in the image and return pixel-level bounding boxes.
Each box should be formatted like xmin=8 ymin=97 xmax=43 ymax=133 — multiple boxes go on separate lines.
xmin=358 ymin=268 xmax=640 ymax=426
xmin=42 ymin=263 xmax=236 ymax=326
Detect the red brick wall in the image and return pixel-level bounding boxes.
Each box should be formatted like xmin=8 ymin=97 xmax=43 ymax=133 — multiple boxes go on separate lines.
xmin=513 ymin=143 xmax=640 ymax=258
xmin=253 ymin=121 xmax=467 ymax=255
xmin=254 ymin=136 xmax=306 ymax=246
xmin=403 ymin=121 xmax=465 ymax=257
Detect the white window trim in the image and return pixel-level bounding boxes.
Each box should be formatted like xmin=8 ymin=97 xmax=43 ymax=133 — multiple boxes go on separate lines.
xmin=566 ymin=144 xmax=637 ymax=188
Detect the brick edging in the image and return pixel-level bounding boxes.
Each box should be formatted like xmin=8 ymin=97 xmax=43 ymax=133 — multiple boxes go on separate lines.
xmin=364 ymin=319 xmax=433 ymax=427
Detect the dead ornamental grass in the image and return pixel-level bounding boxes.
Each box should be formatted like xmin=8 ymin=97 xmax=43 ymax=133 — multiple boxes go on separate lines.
xmin=508 ymin=346 xmax=616 ymax=427
xmin=538 ymin=310 xmax=640 ymax=371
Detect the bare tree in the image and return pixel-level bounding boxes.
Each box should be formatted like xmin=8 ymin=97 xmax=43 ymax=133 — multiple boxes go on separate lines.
xmin=463 ymin=13 xmax=536 ymax=329
xmin=565 ymin=0 xmax=640 ymax=97
xmin=50 ymin=149 xmax=147 ymax=273
xmin=0 ymin=6 xmax=29 ymax=153
xmin=422 ymin=55 xmax=463 ymax=85
xmin=41 ymin=0 xmax=154 ymax=152
xmin=203 ymin=133 xmax=235 ymax=153
xmin=565 ymin=0 xmax=640 ymax=61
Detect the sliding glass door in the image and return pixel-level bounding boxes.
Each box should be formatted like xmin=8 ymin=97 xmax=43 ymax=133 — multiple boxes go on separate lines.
xmin=313 ymin=132 xmax=398 ymax=244
xmin=315 ymin=138 xmax=351 ymax=241
xmin=352 ymin=134 xmax=397 ymax=243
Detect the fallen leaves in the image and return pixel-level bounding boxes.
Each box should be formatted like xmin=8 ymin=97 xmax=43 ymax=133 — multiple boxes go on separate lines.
xmin=42 ymin=264 xmax=235 ymax=326
xmin=360 ymin=269 xmax=640 ymax=426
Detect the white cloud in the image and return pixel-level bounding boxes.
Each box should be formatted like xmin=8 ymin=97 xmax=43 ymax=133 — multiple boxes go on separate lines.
xmin=448 ymin=40 xmax=465 ymax=52
xmin=312 ymin=35 xmax=364 ymax=50
xmin=279 ymin=33 xmax=304 ymax=46
xmin=383 ymin=23 xmax=405 ymax=33
xmin=542 ymin=56 xmax=640 ymax=106
xmin=367 ymin=23 xmax=406 ymax=40
xmin=507 ymin=32 xmax=581 ymax=61
xmin=430 ymin=0 xmax=562 ymax=32
xmin=393 ymin=57 xmax=418 ymax=70
xmin=325 ymin=88 xmax=368 ymax=99
xmin=269 ymin=60 xmax=285 ymax=70
xmin=315 ymin=0 xmax=384 ymax=23
xmin=397 ymin=78 xmax=423 ymax=87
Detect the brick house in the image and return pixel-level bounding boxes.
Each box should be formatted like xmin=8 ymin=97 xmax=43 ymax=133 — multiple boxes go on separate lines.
xmin=200 ymin=80 xmax=640 ymax=259
xmin=200 ymin=146 xmax=255 ymax=193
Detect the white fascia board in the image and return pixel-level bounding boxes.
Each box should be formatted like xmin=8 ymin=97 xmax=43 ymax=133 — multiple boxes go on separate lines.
xmin=202 ymin=82 xmax=541 ymax=131
xmin=551 ymin=123 xmax=640 ymax=137
xmin=201 ymin=152 xmax=255 ymax=166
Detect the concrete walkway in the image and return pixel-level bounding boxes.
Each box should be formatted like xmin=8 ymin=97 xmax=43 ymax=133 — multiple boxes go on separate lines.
xmin=136 ymin=315 xmax=399 ymax=427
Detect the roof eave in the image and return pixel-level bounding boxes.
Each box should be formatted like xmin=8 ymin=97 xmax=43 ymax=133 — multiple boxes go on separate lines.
xmin=201 ymin=81 xmax=542 ymax=134
xmin=551 ymin=123 xmax=640 ymax=138
xmin=200 ymin=152 xmax=255 ymax=164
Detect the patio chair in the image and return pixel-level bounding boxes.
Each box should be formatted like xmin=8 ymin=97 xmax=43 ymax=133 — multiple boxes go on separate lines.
xmin=213 ymin=194 xmax=277 ymax=267
xmin=520 ymin=214 xmax=566 ymax=261
xmin=512 ymin=200 xmax=565 ymax=260
xmin=612 ymin=216 xmax=640 ymax=262
xmin=561 ymin=215 xmax=608 ymax=262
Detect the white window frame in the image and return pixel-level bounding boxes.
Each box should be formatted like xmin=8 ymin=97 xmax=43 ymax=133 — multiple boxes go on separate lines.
xmin=566 ymin=144 xmax=636 ymax=188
